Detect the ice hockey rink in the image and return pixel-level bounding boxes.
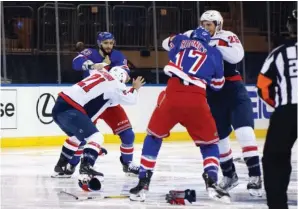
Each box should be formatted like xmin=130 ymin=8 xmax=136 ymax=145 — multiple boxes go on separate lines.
xmin=1 ymin=140 xmax=297 ymax=209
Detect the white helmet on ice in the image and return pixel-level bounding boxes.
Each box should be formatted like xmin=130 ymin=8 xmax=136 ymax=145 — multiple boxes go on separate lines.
xmin=109 ymin=66 xmax=129 ymax=83
xmin=200 ymin=10 xmax=224 ymax=32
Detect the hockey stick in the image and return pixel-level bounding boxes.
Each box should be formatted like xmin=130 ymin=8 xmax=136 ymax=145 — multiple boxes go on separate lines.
xmin=59 ymin=190 xmax=129 ymax=200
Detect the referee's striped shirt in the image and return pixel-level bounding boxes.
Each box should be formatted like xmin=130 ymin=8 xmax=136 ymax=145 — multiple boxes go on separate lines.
xmin=257 ymin=39 xmax=297 ymax=108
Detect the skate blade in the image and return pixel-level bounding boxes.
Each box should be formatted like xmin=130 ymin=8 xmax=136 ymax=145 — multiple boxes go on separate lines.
xmin=129 ymin=193 xmax=146 ymax=202
xmin=216 ymin=195 xmax=231 ymax=204
xmin=51 ymin=172 xmax=72 ymax=178
xmin=248 ymin=188 xmax=262 ymax=197
xmin=225 ymin=181 xmax=239 ymax=191
xmin=208 ymin=189 xmax=231 ymax=204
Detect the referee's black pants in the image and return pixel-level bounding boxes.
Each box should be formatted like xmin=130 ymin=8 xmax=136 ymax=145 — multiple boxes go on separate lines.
xmin=262 ymin=104 xmax=297 ymax=209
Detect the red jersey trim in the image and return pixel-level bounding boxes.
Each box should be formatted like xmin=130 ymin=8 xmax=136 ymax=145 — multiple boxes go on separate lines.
xmin=58 ymin=92 xmax=87 ymax=115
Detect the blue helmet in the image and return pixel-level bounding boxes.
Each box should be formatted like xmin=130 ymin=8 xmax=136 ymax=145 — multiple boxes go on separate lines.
xmin=191 ymin=27 xmax=211 ymax=43
xmin=97 ymin=32 xmax=115 ymax=43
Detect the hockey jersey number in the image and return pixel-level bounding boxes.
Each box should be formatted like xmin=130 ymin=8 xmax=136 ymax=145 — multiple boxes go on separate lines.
xmin=77 ymin=71 xmax=114 ymax=92
xmin=78 ymin=74 xmax=105 ymax=92
xmin=228 ymin=35 xmax=240 ymax=43
xmin=175 ymin=49 xmax=207 ymax=74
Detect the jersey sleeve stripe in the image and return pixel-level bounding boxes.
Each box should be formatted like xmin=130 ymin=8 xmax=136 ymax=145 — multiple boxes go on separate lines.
xmin=58 ymin=92 xmax=87 ymax=115
xmin=218 ymin=39 xmax=229 ymax=47
xmin=211 ymin=38 xmax=230 ymax=47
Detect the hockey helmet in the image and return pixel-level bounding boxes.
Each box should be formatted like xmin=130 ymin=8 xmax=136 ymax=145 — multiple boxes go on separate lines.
xmin=191 ymin=27 xmax=211 ymax=43
xmin=200 ymin=10 xmax=224 ymax=32
xmin=109 ymin=66 xmax=129 ymax=83
xmin=97 ymin=32 xmax=114 ymax=43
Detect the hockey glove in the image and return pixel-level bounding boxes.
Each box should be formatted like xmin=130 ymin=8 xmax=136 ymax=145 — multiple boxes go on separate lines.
xmin=166 ymin=189 xmax=196 ymax=205
xmin=78 ymin=175 xmax=104 ymax=192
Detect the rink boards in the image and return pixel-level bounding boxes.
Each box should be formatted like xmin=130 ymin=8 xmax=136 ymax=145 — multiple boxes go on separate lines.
xmin=0 ymin=85 xmax=274 ymax=147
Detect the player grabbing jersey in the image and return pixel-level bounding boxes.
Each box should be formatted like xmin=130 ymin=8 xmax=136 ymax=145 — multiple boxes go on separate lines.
xmin=129 ymin=27 xmax=230 ymax=204
xmin=184 ymin=10 xmax=262 ymax=196
xmin=52 ymin=67 xmax=145 ymax=187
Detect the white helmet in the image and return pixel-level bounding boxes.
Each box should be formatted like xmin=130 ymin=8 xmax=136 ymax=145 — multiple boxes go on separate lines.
xmin=200 ymin=10 xmax=224 ymax=32
xmin=109 ymin=66 xmax=129 ymax=83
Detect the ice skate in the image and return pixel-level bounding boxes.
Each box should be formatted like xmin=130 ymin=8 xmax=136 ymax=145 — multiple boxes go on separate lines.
xmin=219 ymin=172 xmax=239 ymax=191
xmin=247 ymin=176 xmax=262 ymax=197
xmin=120 ymin=156 xmax=139 ymax=176
xmin=203 ymin=172 xmax=231 ymax=203
xmin=51 ymin=155 xmax=76 ymax=178
xmin=79 ymin=158 xmax=104 ymax=177
xmin=129 ymin=170 xmax=153 ymax=202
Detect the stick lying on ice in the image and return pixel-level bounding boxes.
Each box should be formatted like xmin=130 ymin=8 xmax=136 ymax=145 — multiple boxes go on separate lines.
xmin=59 ymin=190 xmax=129 ymax=200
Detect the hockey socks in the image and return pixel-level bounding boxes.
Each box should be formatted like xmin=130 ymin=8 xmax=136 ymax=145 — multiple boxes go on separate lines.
xmin=82 ymin=132 xmax=104 ymax=166
xmin=220 ymin=159 xmax=237 ymax=178
xmin=244 ymin=155 xmax=261 ymax=176
xmin=139 ymin=135 xmax=162 ymax=178
xmin=69 ymin=129 xmax=135 ymax=166
xmin=119 ymin=129 xmax=135 ymax=164
xmin=61 ymin=136 xmax=81 ymax=160
xmin=235 ymin=127 xmax=261 ymax=177
xmin=69 ymin=144 xmax=84 ymax=166
xmin=199 ymin=144 xmax=220 ymax=182
xmin=69 ymin=140 xmax=108 ymax=167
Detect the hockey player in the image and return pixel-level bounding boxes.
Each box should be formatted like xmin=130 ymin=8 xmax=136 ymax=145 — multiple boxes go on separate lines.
xmin=129 ymin=27 xmax=230 ymax=204
xmin=52 ymin=68 xmax=145 ymax=182
xmin=53 ymin=32 xmax=139 ymax=177
xmin=72 ymin=32 xmax=129 ymax=77
xmin=184 ymin=10 xmax=262 ymax=196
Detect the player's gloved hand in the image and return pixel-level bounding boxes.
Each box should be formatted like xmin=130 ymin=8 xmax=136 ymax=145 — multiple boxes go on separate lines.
xmin=82 ymin=60 xmax=95 ymax=71
xmin=166 ymin=189 xmax=196 ymax=205
xmin=98 ymin=147 xmax=108 ymax=156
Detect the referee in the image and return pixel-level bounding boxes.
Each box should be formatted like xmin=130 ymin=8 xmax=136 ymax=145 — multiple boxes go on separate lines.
xmin=257 ymin=10 xmax=297 ymax=209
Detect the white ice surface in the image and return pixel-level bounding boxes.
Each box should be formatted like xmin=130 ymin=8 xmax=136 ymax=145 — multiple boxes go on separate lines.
xmin=1 ymin=141 xmax=297 ymax=209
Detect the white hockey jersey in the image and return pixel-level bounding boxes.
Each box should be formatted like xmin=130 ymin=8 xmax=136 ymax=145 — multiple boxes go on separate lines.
xmin=184 ymin=29 xmax=245 ymax=79
xmin=59 ymin=70 xmax=137 ymax=121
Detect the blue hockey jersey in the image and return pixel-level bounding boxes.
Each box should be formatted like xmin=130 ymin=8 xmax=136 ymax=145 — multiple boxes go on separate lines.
xmin=72 ymin=48 xmax=129 ymax=78
xmin=184 ymin=29 xmax=244 ymax=81
xmin=165 ymin=34 xmax=225 ymax=91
